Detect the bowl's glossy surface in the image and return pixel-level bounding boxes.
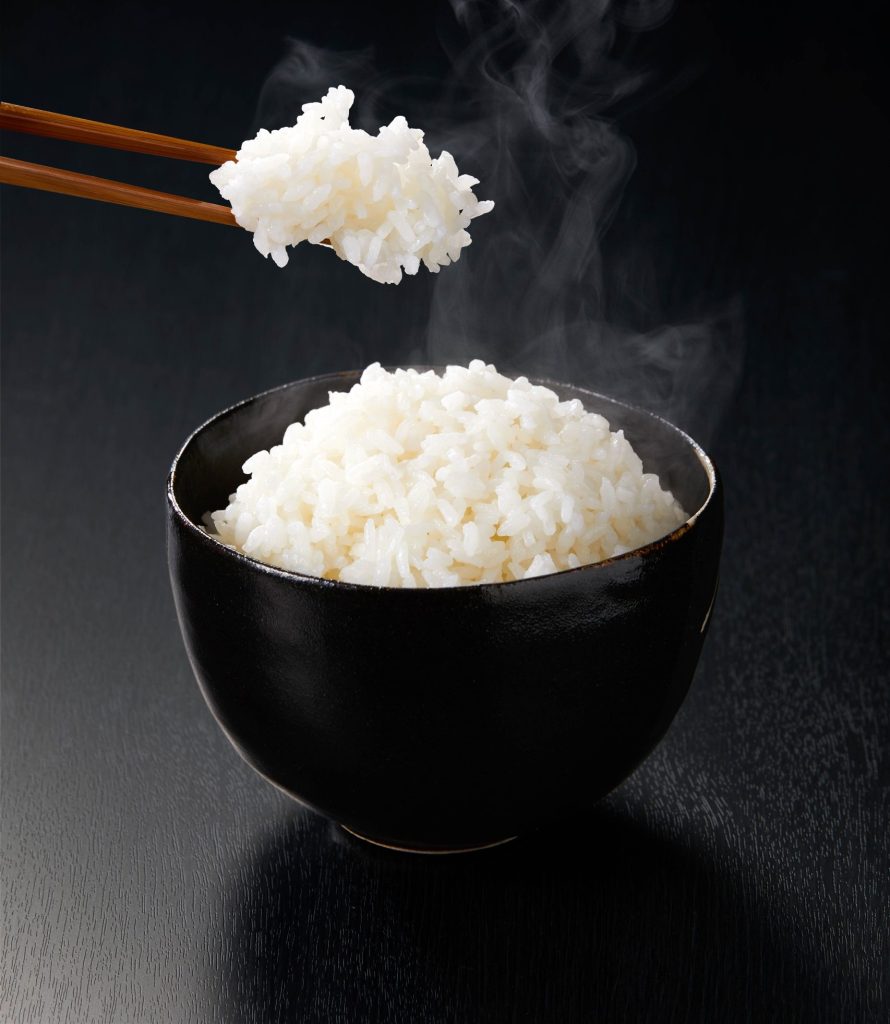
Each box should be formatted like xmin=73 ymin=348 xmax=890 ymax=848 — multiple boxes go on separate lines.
xmin=167 ymin=370 xmax=722 ymax=851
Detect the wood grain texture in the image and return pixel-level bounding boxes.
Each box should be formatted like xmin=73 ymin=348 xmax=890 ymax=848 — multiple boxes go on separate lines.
xmin=0 ymin=102 xmax=236 ymax=165
xmin=2 ymin=2 xmax=887 ymax=1022
xmin=0 ymin=155 xmax=237 ymax=225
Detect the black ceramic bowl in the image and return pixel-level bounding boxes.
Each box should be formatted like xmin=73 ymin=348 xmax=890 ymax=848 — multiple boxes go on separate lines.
xmin=167 ymin=370 xmax=722 ymax=852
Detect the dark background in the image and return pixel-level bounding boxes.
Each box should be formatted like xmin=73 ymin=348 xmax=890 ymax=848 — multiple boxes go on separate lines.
xmin=2 ymin=1 xmax=888 ymax=1021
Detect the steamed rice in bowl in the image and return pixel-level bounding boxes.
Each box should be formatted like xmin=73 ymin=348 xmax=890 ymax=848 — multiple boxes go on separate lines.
xmin=207 ymin=361 xmax=687 ymax=588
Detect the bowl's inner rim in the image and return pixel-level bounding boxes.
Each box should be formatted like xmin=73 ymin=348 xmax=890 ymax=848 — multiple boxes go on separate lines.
xmin=168 ymin=369 xmax=718 ymax=592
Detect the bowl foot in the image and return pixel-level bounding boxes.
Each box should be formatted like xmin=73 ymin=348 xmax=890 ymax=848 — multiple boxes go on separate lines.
xmin=340 ymin=825 xmax=517 ymax=855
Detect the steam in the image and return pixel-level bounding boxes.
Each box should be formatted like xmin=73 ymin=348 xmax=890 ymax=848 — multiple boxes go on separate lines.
xmin=253 ymin=0 xmax=743 ymax=445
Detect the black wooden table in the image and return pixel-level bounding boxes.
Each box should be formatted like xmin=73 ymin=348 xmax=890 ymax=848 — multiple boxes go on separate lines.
xmin=3 ymin=2 xmax=887 ymax=1021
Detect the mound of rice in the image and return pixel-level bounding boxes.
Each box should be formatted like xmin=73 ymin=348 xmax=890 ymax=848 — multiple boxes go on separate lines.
xmin=209 ymin=86 xmax=493 ymax=284
xmin=208 ymin=362 xmax=687 ymax=588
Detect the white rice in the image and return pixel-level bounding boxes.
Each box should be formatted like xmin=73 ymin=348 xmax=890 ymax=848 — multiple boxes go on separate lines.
xmin=210 ymin=86 xmax=494 ymax=284
xmin=208 ymin=362 xmax=687 ymax=588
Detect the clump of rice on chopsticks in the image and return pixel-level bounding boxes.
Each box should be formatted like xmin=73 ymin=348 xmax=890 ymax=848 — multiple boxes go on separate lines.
xmin=209 ymin=86 xmax=493 ymax=284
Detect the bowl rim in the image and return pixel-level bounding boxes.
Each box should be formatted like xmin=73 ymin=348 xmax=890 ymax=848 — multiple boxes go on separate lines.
xmin=167 ymin=368 xmax=718 ymax=593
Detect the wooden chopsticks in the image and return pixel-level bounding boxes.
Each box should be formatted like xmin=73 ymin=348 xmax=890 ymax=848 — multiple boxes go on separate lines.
xmin=0 ymin=154 xmax=237 ymax=225
xmin=0 ymin=103 xmax=236 ymax=165
xmin=0 ymin=102 xmax=237 ymax=225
